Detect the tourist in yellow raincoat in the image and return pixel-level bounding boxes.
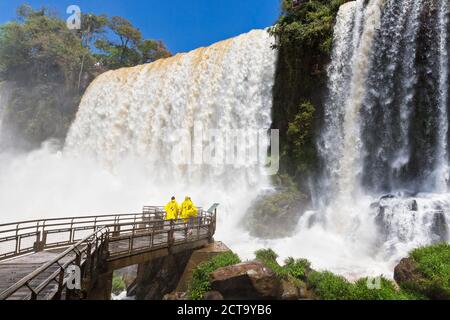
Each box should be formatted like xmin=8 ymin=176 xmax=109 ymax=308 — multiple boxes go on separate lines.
xmin=180 ymin=197 xmax=198 ymax=235
xmin=164 ymin=196 xmax=180 ymax=221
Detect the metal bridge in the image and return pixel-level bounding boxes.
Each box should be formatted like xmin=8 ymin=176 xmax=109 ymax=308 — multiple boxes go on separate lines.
xmin=0 ymin=205 xmax=218 ymax=300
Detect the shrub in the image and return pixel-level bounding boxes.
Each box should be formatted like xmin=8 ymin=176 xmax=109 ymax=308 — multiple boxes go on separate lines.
xmin=187 ymin=252 xmax=241 ymax=300
xmin=255 ymin=249 xmax=289 ymax=278
xmin=352 ymin=277 xmax=416 ymax=300
xmin=284 ymin=257 xmax=311 ymax=280
xmin=307 ymin=271 xmax=354 ymax=300
xmin=307 ymin=272 xmax=421 ymax=300
xmin=112 ymin=274 xmax=126 ymax=295
xmin=406 ymin=243 xmax=450 ymax=299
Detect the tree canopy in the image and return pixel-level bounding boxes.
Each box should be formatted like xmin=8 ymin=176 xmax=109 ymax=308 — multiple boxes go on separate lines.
xmin=0 ymin=5 xmax=171 ymax=149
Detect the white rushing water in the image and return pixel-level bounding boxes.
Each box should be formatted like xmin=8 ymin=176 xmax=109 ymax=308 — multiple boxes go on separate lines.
xmin=307 ymin=0 xmax=450 ymax=277
xmin=435 ymin=0 xmax=450 ymax=192
xmin=65 ymin=29 xmax=275 ymax=191
xmin=0 ymin=30 xmax=278 ymax=250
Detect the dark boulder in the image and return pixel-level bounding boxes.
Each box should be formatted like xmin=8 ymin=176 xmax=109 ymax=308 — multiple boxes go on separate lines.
xmin=431 ymin=211 xmax=449 ymax=242
xmin=408 ymin=200 xmax=418 ymax=211
xmin=242 ymin=188 xmax=308 ymax=239
xmin=394 ymin=258 xmax=422 ymax=285
xmin=279 ymin=279 xmax=299 ymax=300
xmin=210 ymin=261 xmax=281 ymax=299
xmin=203 ymin=291 xmax=224 ymax=300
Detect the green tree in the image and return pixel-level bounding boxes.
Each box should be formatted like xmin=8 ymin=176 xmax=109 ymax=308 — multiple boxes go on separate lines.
xmin=77 ymin=13 xmax=108 ymax=89
xmin=0 ymin=5 xmax=171 ymax=149
xmin=138 ymin=39 xmax=171 ymax=64
xmin=95 ymin=16 xmax=171 ymax=69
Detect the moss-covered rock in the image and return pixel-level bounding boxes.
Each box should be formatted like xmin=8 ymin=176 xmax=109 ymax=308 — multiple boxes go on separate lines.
xmin=394 ymin=243 xmax=450 ymax=300
xmin=243 ymin=176 xmax=308 ymax=239
xmin=187 ymin=252 xmax=241 ymax=300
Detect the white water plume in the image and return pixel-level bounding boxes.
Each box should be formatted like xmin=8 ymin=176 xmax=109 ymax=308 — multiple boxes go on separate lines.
xmin=0 ymin=30 xmax=277 ymax=251
xmin=304 ymin=0 xmax=450 ymax=277
xmin=65 ymin=30 xmax=276 ymax=192
xmin=435 ymin=0 xmax=450 ymax=192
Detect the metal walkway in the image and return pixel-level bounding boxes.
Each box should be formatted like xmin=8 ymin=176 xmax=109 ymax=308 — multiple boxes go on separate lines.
xmin=0 ymin=205 xmax=217 ymax=300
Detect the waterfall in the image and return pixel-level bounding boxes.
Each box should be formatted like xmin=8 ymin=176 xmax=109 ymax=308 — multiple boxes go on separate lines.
xmin=0 ymin=29 xmax=277 ymax=239
xmin=65 ymin=30 xmax=276 ymax=192
xmin=436 ymin=0 xmax=450 ymax=192
xmin=320 ymin=0 xmax=386 ymax=232
xmin=319 ymin=1 xmax=358 ymax=205
xmin=315 ymin=0 xmax=450 ymax=268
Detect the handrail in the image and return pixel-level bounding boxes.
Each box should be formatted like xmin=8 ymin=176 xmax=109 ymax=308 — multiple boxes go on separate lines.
xmin=0 ymin=207 xmax=212 ymax=261
xmin=0 ymin=227 xmax=109 ymax=300
xmin=0 ymin=209 xmax=166 ymax=261
xmin=0 ymin=212 xmax=155 ymax=228
xmin=0 ymin=205 xmax=218 ymax=300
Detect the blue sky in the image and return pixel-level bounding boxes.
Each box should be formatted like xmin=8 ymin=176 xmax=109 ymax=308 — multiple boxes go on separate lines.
xmin=0 ymin=0 xmax=280 ymax=54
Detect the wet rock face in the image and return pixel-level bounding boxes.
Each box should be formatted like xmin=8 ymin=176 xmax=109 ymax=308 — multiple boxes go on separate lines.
xmin=372 ymin=194 xmax=449 ymax=244
xmin=432 ymin=211 xmax=449 ymax=242
xmin=134 ymin=250 xmax=194 ymax=300
xmin=394 ymin=258 xmax=422 ymax=285
xmin=279 ymin=279 xmax=300 ymax=300
xmin=210 ymin=261 xmax=281 ymax=300
xmin=243 ymin=188 xmax=308 ymax=239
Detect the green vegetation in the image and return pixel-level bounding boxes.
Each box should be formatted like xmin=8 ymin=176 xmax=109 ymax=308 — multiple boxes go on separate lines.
xmin=255 ymin=248 xmax=413 ymax=300
xmin=287 ymin=101 xmax=316 ymax=173
xmin=185 ymin=244 xmax=449 ymax=300
xmin=255 ymin=249 xmax=288 ymax=278
xmin=284 ymin=257 xmax=312 ymax=281
xmin=187 ymin=252 xmax=241 ymax=300
xmin=307 ymin=271 xmax=415 ymax=300
xmin=0 ymin=5 xmax=170 ymax=149
xmin=112 ymin=273 xmax=126 ymax=295
xmin=401 ymin=243 xmax=450 ymax=299
xmin=269 ymin=0 xmax=350 ymax=192
xmin=255 ymin=248 xmax=310 ymax=283
xmin=270 ymin=0 xmax=348 ymax=55
xmin=243 ymin=175 xmax=308 ymax=239
xmin=255 ymin=246 xmax=446 ymax=300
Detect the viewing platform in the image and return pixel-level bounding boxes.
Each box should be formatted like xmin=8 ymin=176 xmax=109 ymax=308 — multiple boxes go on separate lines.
xmin=0 ymin=205 xmax=218 ymax=300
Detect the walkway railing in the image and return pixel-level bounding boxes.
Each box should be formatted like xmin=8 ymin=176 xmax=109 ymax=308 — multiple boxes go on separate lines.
xmin=0 ymin=209 xmax=166 ymax=261
xmin=0 ymin=227 xmax=109 ymax=300
xmin=107 ymin=210 xmax=215 ymax=259
xmin=0 ymin=204 xmax=218 ymax=300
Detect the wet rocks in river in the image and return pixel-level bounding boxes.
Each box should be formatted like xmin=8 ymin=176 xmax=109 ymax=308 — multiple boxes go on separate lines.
xmin=242 ymin=187 xmax=308 ymax=239
xmin=431 ymin=211 xmax=449 ymax=242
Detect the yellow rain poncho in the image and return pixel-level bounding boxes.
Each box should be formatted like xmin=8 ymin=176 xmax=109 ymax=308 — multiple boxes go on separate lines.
xmin=180 ymin=197 xmax=198 ymax=223
xmin=164 ymin=199 xmax=180 ymax=221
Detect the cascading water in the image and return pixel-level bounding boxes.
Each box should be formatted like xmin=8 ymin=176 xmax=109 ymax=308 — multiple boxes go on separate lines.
xmin=65 ymin=29 xmax=276 ymax=194
xmin=0 ymin=30 xmax=276 ymax=230
xmin=312 ymin=0 xmax=450 ymax=274
xmin=436 ymin=0 xmax=450 ymax=192
xmin=17 ymin=29 xmax=274 ymax=242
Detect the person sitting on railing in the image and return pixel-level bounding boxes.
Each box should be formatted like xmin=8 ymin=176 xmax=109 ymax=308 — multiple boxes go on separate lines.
xmin=164 ymin=196 xmax=180 ymax=222
xmin=180 ymin=196 xmax=198 ymax=236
